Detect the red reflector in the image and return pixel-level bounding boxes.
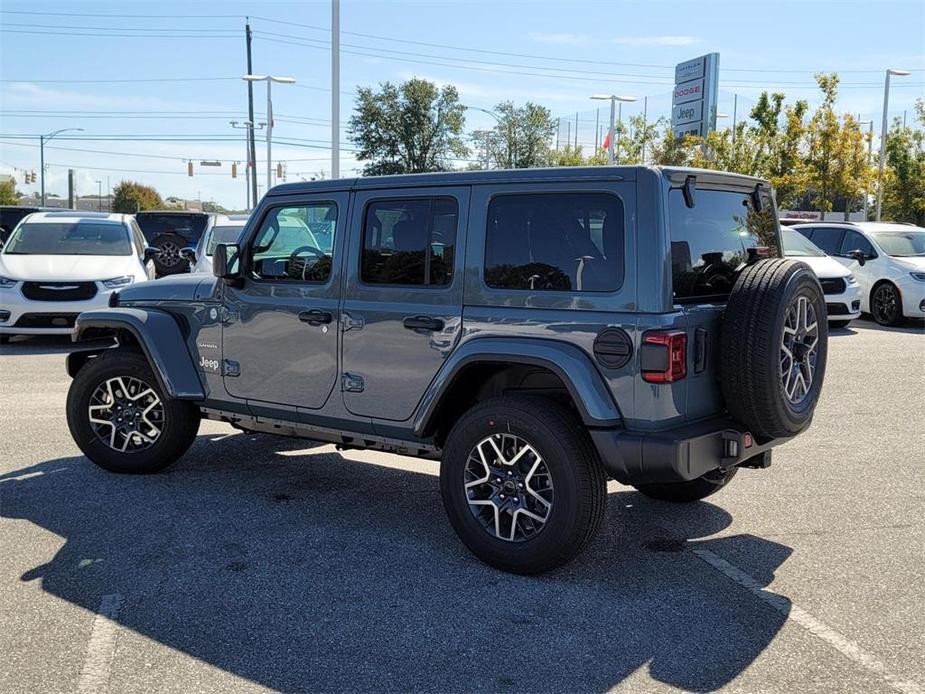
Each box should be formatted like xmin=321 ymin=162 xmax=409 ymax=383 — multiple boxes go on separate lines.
xmin=642 ymin=330 xmax=687 ymax=383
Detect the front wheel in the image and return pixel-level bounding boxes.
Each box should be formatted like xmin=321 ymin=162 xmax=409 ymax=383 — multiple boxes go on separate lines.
xmin=634 ymin=467 xmax=738 ymax=503
xmin=440 ymin=396 xmax=607 ymax=574
xmin=871 ymin=283 xmax=904 ymax=326
xmin=66 ymin=350 xmax=200 ymax=474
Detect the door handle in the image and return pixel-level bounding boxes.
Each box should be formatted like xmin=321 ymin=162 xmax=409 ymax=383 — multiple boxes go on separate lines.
xmin=299 ymin=309 xmax=333 ymax=326
xmin=403 ymin=315 xmax=444 ymax=332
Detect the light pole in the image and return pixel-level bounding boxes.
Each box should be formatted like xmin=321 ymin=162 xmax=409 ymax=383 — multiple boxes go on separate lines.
xmin=95 ymin=180 xmax=102 ymax=211
xmin=591 ymin=95 xmax=636 ymax=164
xmin=40 ymin=127 xmax=83 ymax=205
xmin=243 ymin=75 xmax=296 ymax=194
xmin=465 ymin=106 xmax=508 ymax=167
xmin=876 ymin=68 xmax=910 ymax=221
xmin=231 ymin=120 xmax=265 ymax=211
xmin=331 ymin=0 xmax=340 ymax=179
xmin=858 ymin=119 xmax=874 ymax=220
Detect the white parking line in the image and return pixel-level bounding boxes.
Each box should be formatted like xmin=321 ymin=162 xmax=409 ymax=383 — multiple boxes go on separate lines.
xmin=76 ymin=593 xmax=123 ymax=694
xmin=692 ymin=548 xmax=923 ymax=694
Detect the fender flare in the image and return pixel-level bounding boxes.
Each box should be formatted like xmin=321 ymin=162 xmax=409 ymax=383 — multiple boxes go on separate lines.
xmin=413 ymin=337 xmax=622 ymax=437
xmin=68 ymin=308 xmax=205 ymax=400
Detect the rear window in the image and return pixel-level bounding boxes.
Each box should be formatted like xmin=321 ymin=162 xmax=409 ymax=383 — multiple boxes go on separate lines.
xmin=3 ymin=221 xmax=132 ymax=256
xmin=668 ymin=188 xmax=777 ymax=302
xmin=485 ymin=192 xmax=624 ymax=292
xmin=206 ymin=225 xmax=245 ymax=255
xmin=135 ymin=214 xmax=208 ymax=239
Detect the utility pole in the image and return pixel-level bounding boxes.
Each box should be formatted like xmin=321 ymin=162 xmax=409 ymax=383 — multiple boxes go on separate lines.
xmin=106 ymin=176 xmax=111 ymax=211
xmin=876 ymin=68 xmax=910 ymax=221
xmin=641 ymin=96 xmax=648 ymax=163
xmin=245 ymin=19 xmax=258 ymax=206
xmin=732 ymin=94 xmax=738 ymax=144
xmin=39 ymin=128 xmax=83 ymax=206
xmin=331 ymin=0 xmax=340 ymax=178
xmin=594 ymin=108 xmax=599 ymax=150
xmin=95 ymin=180 xmax=102 ymax=211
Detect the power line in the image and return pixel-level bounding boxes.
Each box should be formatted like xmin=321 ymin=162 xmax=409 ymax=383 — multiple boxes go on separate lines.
xmin=0 ymin=77 xmax=241 ymax=84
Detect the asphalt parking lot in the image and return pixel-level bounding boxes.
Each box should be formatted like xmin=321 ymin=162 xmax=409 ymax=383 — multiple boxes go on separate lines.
xmin=1 ymin=319 xmax=923 ymax=694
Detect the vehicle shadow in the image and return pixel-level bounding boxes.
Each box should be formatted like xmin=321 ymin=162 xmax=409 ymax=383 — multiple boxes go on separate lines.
xmin=0 ymin=334 xmax=77 ymax=356
xmin=1 ymin=433 xmax=793 ymax=692
xmin=853 ymin=315 xmax=925 ymax=333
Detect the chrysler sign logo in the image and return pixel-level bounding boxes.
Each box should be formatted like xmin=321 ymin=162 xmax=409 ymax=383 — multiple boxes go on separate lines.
xmin=39 ymin=284 xmax=79 ymax=290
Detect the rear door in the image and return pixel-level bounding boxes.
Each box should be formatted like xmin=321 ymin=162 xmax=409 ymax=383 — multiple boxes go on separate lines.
xmin=667 ymin=184 xmax=778 ymax=421
xmin=340 ymin=186 xmax=469 ymax=421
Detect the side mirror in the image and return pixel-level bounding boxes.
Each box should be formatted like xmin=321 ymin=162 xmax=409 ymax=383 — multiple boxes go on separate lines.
xmin=143 ymin=246 xmax=160 ymax=263
xmin=847 ymin=249 xmax=867 ymax=266
xmin=213 ymin=244 xmax=242 ymax=284
xmin=180 ymin=247 xmax=197 ymax=264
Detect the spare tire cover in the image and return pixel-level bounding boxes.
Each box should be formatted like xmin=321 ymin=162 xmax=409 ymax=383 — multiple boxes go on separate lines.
xmin=719 ymin=258 xmax=828 ymax=440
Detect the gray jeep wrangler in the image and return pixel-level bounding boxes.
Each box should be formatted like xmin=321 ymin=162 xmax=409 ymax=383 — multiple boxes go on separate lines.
xmin=65 ymin=167 xmax=828 ymax=574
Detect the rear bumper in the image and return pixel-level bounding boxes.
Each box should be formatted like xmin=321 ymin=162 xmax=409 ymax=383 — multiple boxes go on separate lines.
xmin=591 ymin=417 xmax=789 ymax=485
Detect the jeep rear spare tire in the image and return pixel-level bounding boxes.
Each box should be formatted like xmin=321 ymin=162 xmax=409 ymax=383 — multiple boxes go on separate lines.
xmin=720 ymin=258 xmax=828 ymax=440
xmin=151 ymin=233 xmax=188 ymax=276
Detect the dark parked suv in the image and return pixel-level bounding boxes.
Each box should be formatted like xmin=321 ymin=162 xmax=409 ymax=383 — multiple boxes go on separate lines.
xmin=134 ymin=210 xmax=211 ymax=277
xmin=64 ymin=167 xmax=828 ymax=573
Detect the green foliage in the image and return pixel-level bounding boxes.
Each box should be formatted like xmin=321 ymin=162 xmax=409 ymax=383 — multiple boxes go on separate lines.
xmin=483 ymin=101 xmax=557 ymax=168
xmin=880 ymin=102 xmax=925 ymax=225
xmin=348 ymin=78 xmax=468 ymax=175
xmin=0 ymin=177 xmax=17 ymax=205
xmin=111 ymin=180 xmax=164 ymax=213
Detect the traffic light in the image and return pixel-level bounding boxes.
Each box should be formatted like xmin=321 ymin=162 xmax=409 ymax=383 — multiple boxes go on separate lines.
xmin=29 ymin=171 xmax=36 ymax=184
xmin=231 ymin=162 xmax=237 ymax=179
xmin=276 ymin=162 xmax=283 ymax=179
xmin=187 ymin=161 xmax=194 ymax=177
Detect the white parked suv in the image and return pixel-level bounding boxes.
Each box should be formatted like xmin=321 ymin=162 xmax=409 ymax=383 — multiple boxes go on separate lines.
xmin=0 ymin=211 xmax=155 ymax=342
xmin=182 ymin=214 xmax=249 ymax=274
xmin=792 ymin=222 xmax=925 ymax=326
xmin=781 ymin=229 xmax=862 ymax=327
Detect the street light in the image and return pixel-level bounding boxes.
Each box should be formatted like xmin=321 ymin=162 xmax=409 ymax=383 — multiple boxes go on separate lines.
xmin=465 ymin=106 xmax=509 ymax=168
xmin=95 ymin=180 xmax=102 ymax=211
xmin=40 ymin=127 xmax=84 ymax=205
xmin=591 ymin=94 xmax=637 ymax=164
xmin=876 ymin=68 xmax=910 ymax=221
xmin=858 ymin=119 xmax=875 ymax=220
xmin=243 ymin=75 xmax=296 ymax=193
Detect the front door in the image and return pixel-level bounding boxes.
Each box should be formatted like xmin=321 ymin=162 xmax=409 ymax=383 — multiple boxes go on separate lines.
xmin=341 ymin=186 xmax=469 ymax=421
xmin=221 ymin=193 xmax=346 ymax=410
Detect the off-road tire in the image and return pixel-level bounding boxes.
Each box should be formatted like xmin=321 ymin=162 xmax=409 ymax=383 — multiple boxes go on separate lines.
xmin=66 ymin=349 xmax=200 ymax=474
xmin=440 ymin=396 xmax=607 ymax=574
xmin=634 ymin=467 xmax=738 ymax=503
xmin=151 ymin=233 xmax=189 ymax=277
xmin=828 ymin=320 xmax=852 ymax=329
xmin=720 ymin=258 xmax=828 ymax=440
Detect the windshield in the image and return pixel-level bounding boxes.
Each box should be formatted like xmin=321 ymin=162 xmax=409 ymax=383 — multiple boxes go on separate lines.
xmin=782 ymin=230 xmax=826 ymax=257
xmin=3 ymin=221 xmax=132 ymax=256
xmin=871 ymin=230 xmax=925 ymax=257
xmin=206 ymin=225 xmax=245 ymax=255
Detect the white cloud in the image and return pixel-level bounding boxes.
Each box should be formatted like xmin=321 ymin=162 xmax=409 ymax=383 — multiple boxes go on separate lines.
xmin=528 ymin=32 xmax=591 ymax=45
xmin=1 ymin=82 xmax=175 ymax=110
xmin=612 ymin=35 xmax=700 ymax=47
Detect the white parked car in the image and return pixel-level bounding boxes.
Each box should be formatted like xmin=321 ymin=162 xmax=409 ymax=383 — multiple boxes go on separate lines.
xmin=182 ymin=214 xmax=249 ymax=274
xmin=792 ymin=222 xmax=925 ymax=326
xmin=780 ymin=229 xmax=862 ymax=327
xmin=0 ymin=211 xmax=155 ymax=342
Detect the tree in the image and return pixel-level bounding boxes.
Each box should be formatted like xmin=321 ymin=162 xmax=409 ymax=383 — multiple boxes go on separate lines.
xmin=649 ymin=120 xmax=697 ymax=167
xmin=111 ymin=180 xmax=164 ymax=213
xmin=483 ymin=101 xmax=557 ymax=168
xmin=880 ymin=100 xmax=925 ymax=225
xmin=0 ymin=177 xmax=17 ymax=205
xmin=348 ymin=78 xmax=468 ymax=175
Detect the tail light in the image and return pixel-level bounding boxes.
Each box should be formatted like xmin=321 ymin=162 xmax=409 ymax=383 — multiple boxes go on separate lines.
xmin=641 ymin=331 xmax=687 ymax=383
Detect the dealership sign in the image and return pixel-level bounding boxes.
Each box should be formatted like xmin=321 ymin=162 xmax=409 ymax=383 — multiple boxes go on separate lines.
xmin=672 ymin=53 xmax=719 ymax=139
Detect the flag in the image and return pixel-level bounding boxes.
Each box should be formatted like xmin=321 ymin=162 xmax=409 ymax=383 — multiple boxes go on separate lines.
xmin=601 ymin=129 xmax=612 ymax=150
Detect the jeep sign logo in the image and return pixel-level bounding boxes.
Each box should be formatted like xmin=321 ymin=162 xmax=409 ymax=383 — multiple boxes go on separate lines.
xmin=671 ymin=52 xmax=719 ymax=136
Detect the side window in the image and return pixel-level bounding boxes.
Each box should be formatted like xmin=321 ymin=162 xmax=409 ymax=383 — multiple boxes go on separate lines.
xmin=361 ymin=197 xmax=457 ymax=286
xmin=485 ymin=192 xmax=624 ymax=292
xmin=668 ymin=188 xmax=777 ymax=301
xmin=130 ymin=221 xmax=146 ymax=255
xmin=807 ymin=227 xmax=844 ymax=255
xmin=839 ymin=230 xmax=876 ymax=258
xmin=249 ymin=203 xmax=336 ymax=282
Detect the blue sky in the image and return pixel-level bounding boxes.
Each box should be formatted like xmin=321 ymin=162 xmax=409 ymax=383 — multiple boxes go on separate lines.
xmin=1 ymin=0 xmax=923 ymax=209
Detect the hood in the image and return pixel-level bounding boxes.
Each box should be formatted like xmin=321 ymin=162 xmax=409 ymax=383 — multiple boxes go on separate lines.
xmin=790 ymin=254 xmax=851 ymax=279
xmin=892 ymin=256 xmax=925 ymax=271
xmin=0 ymin=253 xmax=135 ymax=282
xmin=118 ymin=273 xmax=217 ymax=302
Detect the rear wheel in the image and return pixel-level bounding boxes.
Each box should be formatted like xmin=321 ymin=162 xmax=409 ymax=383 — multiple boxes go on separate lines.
xmin=634 ymin=467 xmax=738 ymax=503
xmin=440 ymin=396 xmax=606 ymax=574
xmin=871 ymin=282 xmax=904 ymax=326
xmin=151 ymin=234 xmax=188 ymax=276
xmin=66 ymin=350 xmax=200 ymax=473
